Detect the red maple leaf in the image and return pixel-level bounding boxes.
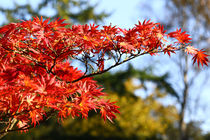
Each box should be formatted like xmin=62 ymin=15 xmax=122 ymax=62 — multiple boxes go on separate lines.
xmin=192 ymin=49 xmax=209 ymax=67
xmin=168 ymin=28 xmax=191 ymax=44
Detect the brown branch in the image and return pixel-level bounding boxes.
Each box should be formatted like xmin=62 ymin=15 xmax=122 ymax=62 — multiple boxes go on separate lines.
xmin=71 ymin=48 xmax=183 ymax=83
xmin=0 ymin=118 xmax=17 ymax=139
xmin=38 ymin=47 xmax=184 ymax=84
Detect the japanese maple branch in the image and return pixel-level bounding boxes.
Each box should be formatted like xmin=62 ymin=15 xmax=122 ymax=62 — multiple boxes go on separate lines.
xmin=71 ymin=47 xmax=183 ymax=83
xmin=0 ymin=44 xmax=184 ymax=85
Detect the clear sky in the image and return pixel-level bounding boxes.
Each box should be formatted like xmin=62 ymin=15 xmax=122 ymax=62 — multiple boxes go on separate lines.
xmin=91 ymin=0 xmax=167 ymax=28
xmin=91 ymin=0 xmax=141 ymax=28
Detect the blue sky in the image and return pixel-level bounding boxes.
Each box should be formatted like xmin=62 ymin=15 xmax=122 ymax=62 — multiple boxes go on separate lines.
xmin=91 ymin=0 xmax=166 ymax=28
xmin=91 ymin=0 xmax=141 ymax=28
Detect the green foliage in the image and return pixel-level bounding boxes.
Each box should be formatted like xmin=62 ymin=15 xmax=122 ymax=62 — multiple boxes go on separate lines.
xmin=203 ymin=133 xmax=210 ymax=140
xmin=0 ymin=0 xmax=109 ymax=25
xmin=95 ymin=64 xmax=179 ymax=99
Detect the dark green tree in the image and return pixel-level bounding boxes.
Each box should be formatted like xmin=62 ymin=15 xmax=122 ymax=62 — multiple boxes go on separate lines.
xmin=203 ymin=132 xmax=210 ymax=140
xmin=0 ymin=0 xmax=108 ymax=25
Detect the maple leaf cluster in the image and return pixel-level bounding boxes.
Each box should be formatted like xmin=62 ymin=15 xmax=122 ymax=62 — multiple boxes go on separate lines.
xmin=0 ymin=17 xmax=208 ymax=132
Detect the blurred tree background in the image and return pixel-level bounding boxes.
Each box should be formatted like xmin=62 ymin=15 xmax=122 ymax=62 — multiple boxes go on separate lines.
xmin=0 ymin=0 xmax=210 ymax=140
xmin=138 ymin=0 xmax=210 ymax=140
